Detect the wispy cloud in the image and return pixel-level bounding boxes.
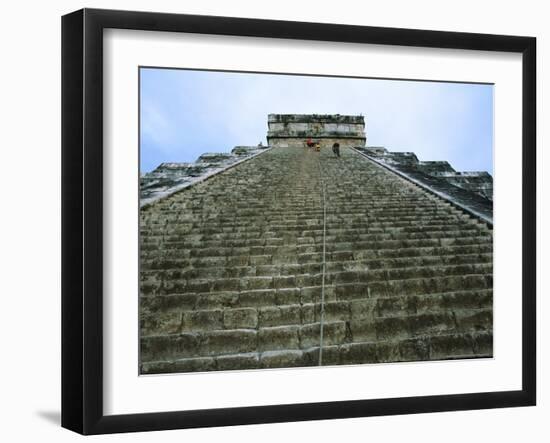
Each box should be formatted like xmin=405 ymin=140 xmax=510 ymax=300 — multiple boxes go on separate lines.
xmin=141 ymin=99 xmax=173 ymax=151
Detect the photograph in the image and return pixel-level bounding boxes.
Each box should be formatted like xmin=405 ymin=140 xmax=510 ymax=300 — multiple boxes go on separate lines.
xmin=56 ymin=5 xmax=539 ymax=436
xmin=138 ymin=68 xmax=494 ymax=375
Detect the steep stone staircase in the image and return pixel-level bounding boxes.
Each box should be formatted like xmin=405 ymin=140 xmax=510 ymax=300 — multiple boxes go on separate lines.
xmin=140 ymin=146 xmax=493 ymax=374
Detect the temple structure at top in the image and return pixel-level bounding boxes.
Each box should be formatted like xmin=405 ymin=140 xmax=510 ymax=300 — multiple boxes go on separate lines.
xmin=267 ymin=114 xmax=366 ymax=148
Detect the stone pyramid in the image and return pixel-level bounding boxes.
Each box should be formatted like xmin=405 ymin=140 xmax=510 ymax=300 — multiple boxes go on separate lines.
xmin=139 ymin=114 xmax=493 ymax=374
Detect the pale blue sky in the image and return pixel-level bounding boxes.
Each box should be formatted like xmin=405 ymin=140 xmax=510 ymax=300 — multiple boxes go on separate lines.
xmin=140 ymin=68 xmax=493 ymax=175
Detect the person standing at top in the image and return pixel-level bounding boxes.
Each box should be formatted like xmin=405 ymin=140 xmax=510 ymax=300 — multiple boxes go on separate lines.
xmin=332 ymin=142 xmax=340 ymax=158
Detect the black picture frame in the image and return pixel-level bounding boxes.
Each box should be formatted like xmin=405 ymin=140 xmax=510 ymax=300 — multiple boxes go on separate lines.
xmin=61 ymin=8 xmax=536 ymax=435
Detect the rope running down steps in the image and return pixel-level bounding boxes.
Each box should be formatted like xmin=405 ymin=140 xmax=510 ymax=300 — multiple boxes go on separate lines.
xmin=317 ymin=159 xmax=327 ymax=366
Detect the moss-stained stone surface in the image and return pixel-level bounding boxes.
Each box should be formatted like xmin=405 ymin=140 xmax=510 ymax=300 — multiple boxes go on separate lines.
xmin=140 ymin=145 xmax=269 ymax=207
xmin=267 ymin=114 xmax=366 ymax=147
xmin=139 ymin=141 xmax=493 ymax=374
xmin=360 ymin=146 xmax=493 ymax=204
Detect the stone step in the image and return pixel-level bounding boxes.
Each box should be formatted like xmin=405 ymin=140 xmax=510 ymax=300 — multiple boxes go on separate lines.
xmin=141 ymin=223 xmax=486 ymax=239
xmin=141 ymin=247 xmax=492 ymax=270
xmin=140 ymin=235 xmax=492 ymax=256
xmin=141 ymin=245 xmax=493 ymax=269
xmin=140 ymin=255 xmax=492 ymax=285
xmin=140 ymin=320 xmax=347 ymax=361
xmin=142 ymin=205 xmax=461 ymax=219
xmin=143 ymin=212 xmax=466 ymax=222
xmin=351 ymin=308 xmax=492 ymax=342
xmin=140 ymin=330 xmax=493 ymax=374
xmin=140 ymin=254 xmax=492 ymax=280
xmin=140 ymin=263 xmax=492 ymax=296
xmin=141 ymin=286 xmax=492 ymax=318
xmin=141 ymin=218 xmax=486 ymax=234
xmin=142 ymin=198 xmax=453 ymax=212
xmin=141 ymin=288 xmax=492 ymax=336
xmin=141 ymin=229 xmax=488 ymax=247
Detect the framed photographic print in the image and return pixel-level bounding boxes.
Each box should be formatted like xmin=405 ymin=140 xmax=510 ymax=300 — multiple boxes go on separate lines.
xmin=61 ymin=8 xmax=536 ymax=435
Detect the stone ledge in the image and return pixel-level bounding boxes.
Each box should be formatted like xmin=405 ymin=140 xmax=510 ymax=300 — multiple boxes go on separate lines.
xmin=140 ymin=145 xmax=271 ymax=208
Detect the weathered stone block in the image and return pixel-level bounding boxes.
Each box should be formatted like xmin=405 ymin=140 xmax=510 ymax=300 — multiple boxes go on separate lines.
xmin=140 ymin=333 xmax=200 ymax=361
xmin=141 ymin=360 xmax=174 ymax=374
xmin=375 ymin=317 xmax=409 ymax=340
xmin=185 ymin=280 xmax=211 ymax=293
xmin=210 ymin=278 xmax=240 ymax=292
xmin=273 ymin=275 xmax=296 ymax=289
xmin=303 ymin=345 xmax=341 ymax=366
xmin=249 ymin=255 xmax=272 ymax=266
xmin=349 ymin=318 xmax=377 ymax=341
xmin=462 ymin=275 xmax=488 ymax=290
xmin=260 ymin=350 xmax=305 ymax=368
xmin=330 ymin=250 xmax=354 ymax=261
xmin=275 ymin=288 xmax=301 ymax=305
xmin=375 ymin=342 xmax=401 ymax=363
xmin=473 ymin=331 xmax=493 ymax=355
xmin=279 ymin=263 xmax=304 ymax=276
xmin=224 ymin=308 xmax=258 ymax=329
xmin=195 ymin=292 xmax=239 ymax=310
xmin=377 ymin=297 xmax=415 ymax=317
xmin=172 ymin=357 xmax=217 ymax=373
xmin=301 ymin=304 xmax=316 ymax=324
xmin=239 ymin=289 xmax=276 ymax=307
xmin=240 ymin=276 xmax=273 ymax=290
xmin=201 ymin=330 xmax=257 ymax=355
xmin=296 ymin=274 xmax=322 ymax=287
xmin=313 ymin=301 xmax=350 ymax=323
xmin=259 ymin=305 xmax=301 ymax=327
xmin=430 ymin=333 xmax=474 ymax=359
xmin=226 ymin=256 xmax=249 ymax=267
xmin=182 ymin=309 xmax=223 ymax=331
xmin=301 ymin=286 xmax=322 ymax=303
xmin=350 ymin=299 xmax=377 ymax=320
xmin=340 ymin=342 xmax=378 ymax=365
xmin=335 ymin=283 xmax=370 ymax=301
xmin=216 ymin=353 xmax=260 ymax=371
xmin=456 ymin=309 xmax=492 ymax=333
xmin=300 ymin=321 xmax=346 ymax=348
xmin=399 ymin=338 xmax=430 ymax=361
xmin=258 ymin=326 xmax=300 ymax=351
xmin=408 ymin=312 xmax=456 ymax=337
xmin=140 ymin=293 xmax=197 ymax=311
